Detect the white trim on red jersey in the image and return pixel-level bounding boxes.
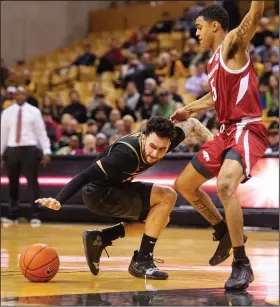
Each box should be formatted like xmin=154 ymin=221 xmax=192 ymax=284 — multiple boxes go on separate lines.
xmin=219 ymin=44 xmax=251 ymax=74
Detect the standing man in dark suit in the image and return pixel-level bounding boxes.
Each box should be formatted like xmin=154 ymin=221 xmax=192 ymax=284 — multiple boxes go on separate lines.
xmin=1 ymin=87 xmax=51 ymax=225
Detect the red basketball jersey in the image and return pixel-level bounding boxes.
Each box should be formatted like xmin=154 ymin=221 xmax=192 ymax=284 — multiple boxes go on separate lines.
xmin=207 ymin=44 xmax=262 ymax=125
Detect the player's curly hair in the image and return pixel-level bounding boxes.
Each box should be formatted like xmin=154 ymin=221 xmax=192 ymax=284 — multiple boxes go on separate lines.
xmin=197 ymin=4 xmax=229 ymax=32
xmin=145 ymin=117 xmax=176 ymax=140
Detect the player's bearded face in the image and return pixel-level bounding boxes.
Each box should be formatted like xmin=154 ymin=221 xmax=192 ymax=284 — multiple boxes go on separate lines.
xmin=142 ymin=133 xmax=170 ymax=165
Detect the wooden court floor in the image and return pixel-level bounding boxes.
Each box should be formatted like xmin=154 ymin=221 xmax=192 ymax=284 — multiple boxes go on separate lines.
xmin=1 ymin=223 xmax=279 ymax=306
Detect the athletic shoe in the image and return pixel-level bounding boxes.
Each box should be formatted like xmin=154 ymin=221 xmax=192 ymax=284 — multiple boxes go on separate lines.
xmin=209 ymin=231 xmax=248 ymax=266
xmin=83 ymin=229 xmax=112 ymax=275
xmin=224 ymin=258 xmax=254 ymax=290
xmin=128 ymin=250 xmax=168 ymax=280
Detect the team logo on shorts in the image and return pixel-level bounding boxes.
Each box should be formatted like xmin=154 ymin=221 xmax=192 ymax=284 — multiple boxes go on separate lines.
xmin=202 ymin=150 xmax=210 ymax=162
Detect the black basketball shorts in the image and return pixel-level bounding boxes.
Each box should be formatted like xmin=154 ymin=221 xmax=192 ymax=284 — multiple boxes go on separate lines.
xmin=82 ymin=181 xmax=153 ymax=222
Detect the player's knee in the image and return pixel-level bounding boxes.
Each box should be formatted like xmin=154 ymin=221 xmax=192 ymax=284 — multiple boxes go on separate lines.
xmin=174 ymin=176 xmax=193 ymax=197
xmin=162 ymin=186 xmax=177 ymax=209
xmin=217 ymin=179 xmax=235 ymax=202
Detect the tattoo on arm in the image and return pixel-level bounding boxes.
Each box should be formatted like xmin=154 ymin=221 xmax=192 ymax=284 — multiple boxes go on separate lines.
xmin=236 ymin=15 xmax=253 ymax=40
xmin=193 ymin=121 xmax=214 ymax=142
xmin=192 ymin=199 xmax=221 ymax=225
xmin=175 ymin=118 xmax=213 ymax=142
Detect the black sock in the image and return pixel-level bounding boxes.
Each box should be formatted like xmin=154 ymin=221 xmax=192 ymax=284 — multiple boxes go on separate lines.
xmin=233 ymin=245 xmax=247 ymax=261
xmin=102 ymin=223 xmax=125 ymax=242
xmin=137 ymin=234 xmax=157 ymax=260
xmin=213 ymin=219 xmax=227 ymax=237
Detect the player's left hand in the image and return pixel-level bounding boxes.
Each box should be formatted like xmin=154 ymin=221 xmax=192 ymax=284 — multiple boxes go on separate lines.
xmin=35 ymin=198 xmax=61 ymax=211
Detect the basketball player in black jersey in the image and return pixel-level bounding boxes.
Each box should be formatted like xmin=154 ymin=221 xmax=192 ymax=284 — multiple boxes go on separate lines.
xmin=36 ymin=117 xmax=218 ymax=280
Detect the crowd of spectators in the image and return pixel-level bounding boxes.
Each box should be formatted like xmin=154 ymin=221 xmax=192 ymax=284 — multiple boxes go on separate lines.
xmin=0 ymin=1 xmax=278 ymax=156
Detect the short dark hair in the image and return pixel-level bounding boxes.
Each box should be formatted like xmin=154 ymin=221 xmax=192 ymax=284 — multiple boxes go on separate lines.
xmin=197 ymin=4 xmax=229 ymax=32
xmin=145 ymin=117 xmax=176 ymax=140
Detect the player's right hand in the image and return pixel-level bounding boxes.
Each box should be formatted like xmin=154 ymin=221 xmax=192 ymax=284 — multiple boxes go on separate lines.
xmin=170 ymin=107 xmax=190 ymax=123
xmin=35 ymin=198 xmax=61 ymax=211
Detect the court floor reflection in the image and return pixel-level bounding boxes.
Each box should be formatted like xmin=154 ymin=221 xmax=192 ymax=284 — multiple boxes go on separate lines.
xmin=1 ymin=286 xmax=279 ymax=306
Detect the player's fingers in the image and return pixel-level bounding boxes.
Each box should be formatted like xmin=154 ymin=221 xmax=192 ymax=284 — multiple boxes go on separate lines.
xmin=35 ymin=199 xmax=42 ymax=204
xmin=54 ymin=203 xmax=61 ymax=210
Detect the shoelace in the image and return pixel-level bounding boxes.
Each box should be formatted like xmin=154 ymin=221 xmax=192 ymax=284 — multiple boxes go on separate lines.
xmin=212 ymin=232 xmax=221 ymax=241
xmin=102 ymin=241 xmax=113 ymax=258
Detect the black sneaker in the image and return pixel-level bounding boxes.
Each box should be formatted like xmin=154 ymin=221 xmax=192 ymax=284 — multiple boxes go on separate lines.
xmin=128 ymin=250 xmax=168 ymax=280
xmin=225 ymin=290 xmax=254 ymax=306
xmin=209 ymin=231 xmax=248 ymax=266
xmin=224 ymin=258 xmax=254 ymax=290
xmin=83 ymin=229 xmax=112 ymax=275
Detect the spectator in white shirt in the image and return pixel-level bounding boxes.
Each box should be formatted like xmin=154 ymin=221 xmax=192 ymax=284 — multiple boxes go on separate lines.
xmin=1 ymin=87 xmax=51 ymax=224
xmin=185 ymin=62 xmax=208 ymax=98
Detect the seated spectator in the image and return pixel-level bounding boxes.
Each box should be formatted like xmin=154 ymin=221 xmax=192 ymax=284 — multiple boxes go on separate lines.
xmin=86 ymin=119 xmax=99 ymax=136
xmin=267 ymin=75 xmax=279 ymax=117
xmin=184 ymin=62 xmax=208 ymax=97
xmin=177 ymin=135 xmax=201 ymax=153
xmin=124 ymin=81 xmax=141 ymax=110
xmin=252 ymin=17 xmax=274 ymax=48
xmin=155 ymin=52 xmax=171 ymax=78
xmin=58 ymin=117 xmax=83 ymax=149
xmin=115 ymin=119 xmax=126 ymax=137
xmin=265 ymin=121 xmax=279 ymax=153
xmin=41 ymin=95 xmax=53 ymax=115
xmin=169 ymin=82 xmax=183 ymax=103
xmin=94 ymin=109 xmax=108 ymax=131
xmin=252 ymin=55 xmax=264 ymax=78
xmin=42 ymin=109 xmax=62 ymax=152
xmin=272 ymin=64 xmax=279 ymax=78
xmin=177 ymin=2 xmax=205 ymax=32
xmin=82 ymin=134 xmax=97 ymax=155
xmin=123 ymin=114 xmax=135 ymax=135
xmin=149 ymin=11 xmax=174 ymax=34
xmin=259 ymin=81 xmax=270 ymax=110
xmin=56 ymin=135 xmax=82 ymax=155
xmin=136 ymin=90 xmax=154 ymax=120
xmin=116 ymin=97 xmax=137 ymax=121
xmin=53 ymin=94 xmax=65 ymax=123
xmin=96 ymin=133 xmax=108 ymax=153
xmin=123 ymin=58 xmax=158 ymax=94
xmin=57 ymin=44 xmax=97 ymax=74
xmin=87 ymin=83 xmax=104 ymax=113
xmin=0 ymin=58 xmax=9 ymax=87
xmin=2 ymin=86 xmax=16 ymax=110
xmin=151 ymin=89 xmax=178 ymax=118
xmin=101 ymin=108 xmax=121 ymax=138
xmin=91 ymin=93 xmax=112 ymax=121
xmin=260 ymin=61 xmax=273 ymax=84
xmin=169 ymin=50 xmax=187 ymax=78
xmin=128 ymin=31 xmax=148 ymax=57
xmin=97 ymin=40 xmax=126 ymax=75
xmin=254 ymin=36 xmax=279 ymax=63
xmin=180 ymin=38 xmax=199 ymax=68
xmin=124 ymin=25 xmax=157 ymax=49
xmin=197 ymin=81 xmax=209 ymax=100
xmin=62 ymin=90 xmax=87 ymax=123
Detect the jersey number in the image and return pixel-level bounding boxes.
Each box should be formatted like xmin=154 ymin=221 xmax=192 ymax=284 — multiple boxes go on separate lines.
xmin=210 ymin=78 xmax=217 ymax=102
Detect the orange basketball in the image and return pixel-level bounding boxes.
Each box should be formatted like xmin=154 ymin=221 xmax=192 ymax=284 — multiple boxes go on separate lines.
xmin=19 ymin=244 xmax=60 ymax=282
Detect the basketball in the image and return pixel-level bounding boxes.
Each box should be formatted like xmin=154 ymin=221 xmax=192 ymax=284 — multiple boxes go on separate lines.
xmin=19 ymin=244 xmax=60 ymax=282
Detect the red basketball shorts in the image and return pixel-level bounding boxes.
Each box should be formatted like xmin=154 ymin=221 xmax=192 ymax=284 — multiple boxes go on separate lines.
xmin=191 ymin=119 xmax=268 ymax=182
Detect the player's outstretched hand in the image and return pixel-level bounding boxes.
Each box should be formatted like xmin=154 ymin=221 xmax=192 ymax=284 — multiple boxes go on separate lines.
xmin=35 ymin=198 xmax=61 ymax=211
xmin=170 ymin=107 xmax=190 ymax=123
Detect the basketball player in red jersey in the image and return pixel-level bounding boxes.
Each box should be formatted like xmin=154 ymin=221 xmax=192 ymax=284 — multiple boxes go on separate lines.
xmin=171 ymin=1 xmax=268 ymax=290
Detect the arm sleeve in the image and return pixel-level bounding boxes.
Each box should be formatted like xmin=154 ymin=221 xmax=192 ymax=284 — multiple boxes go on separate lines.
xmin=34 ymin=110 xmax=52 ymax=155
xmin=56 ymin=144 xmax=137 ymax=204
xmin=168 ymin=126 xmax=186 ymax=152
xmin=0 ymin=111 xmax=9 ymax=156
xmin=56 ymin=163 xmax=107 ymax=204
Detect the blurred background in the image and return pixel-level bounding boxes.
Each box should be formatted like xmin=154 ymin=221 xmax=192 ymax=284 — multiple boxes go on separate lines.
xmin=1 ymin=0 xmax=279 ymax=228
